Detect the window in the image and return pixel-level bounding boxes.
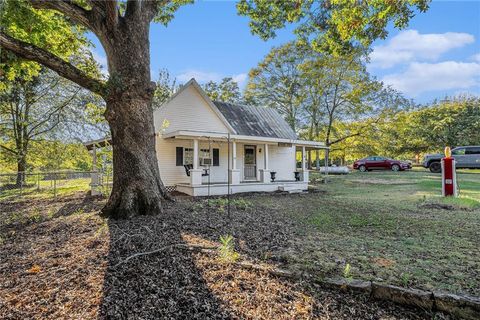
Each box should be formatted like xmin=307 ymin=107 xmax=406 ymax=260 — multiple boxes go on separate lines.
xmin=466 ymin=147 xmax=480 ymax=155
xmin=200 ymin=148 xmax=210 ymax=159
xmin=184 ymin=148 xmax=193 ymax=165
xmin=176 ymin=147 xmax=220 ymax=166
xmin=452 ymin=148 xmax=466 ymax=156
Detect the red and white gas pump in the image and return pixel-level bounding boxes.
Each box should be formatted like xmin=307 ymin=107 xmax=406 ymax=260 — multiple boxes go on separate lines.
xmin=441 ymin=147 xmax=458 ymax=197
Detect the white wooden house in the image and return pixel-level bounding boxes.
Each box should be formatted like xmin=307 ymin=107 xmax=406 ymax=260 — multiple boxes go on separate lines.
xmin=85 ymin=79 xmax=327 ymax=196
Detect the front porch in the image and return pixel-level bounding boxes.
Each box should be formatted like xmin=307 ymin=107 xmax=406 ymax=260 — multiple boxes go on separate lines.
xmin=177 ymin=180 xmax=308 ymax=196
xmin=162 ymin=130 xmax=326 ymax=196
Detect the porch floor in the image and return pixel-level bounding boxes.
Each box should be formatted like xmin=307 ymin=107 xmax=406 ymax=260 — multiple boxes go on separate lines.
xmin=176 ymin=180 xmax=308 ymax=196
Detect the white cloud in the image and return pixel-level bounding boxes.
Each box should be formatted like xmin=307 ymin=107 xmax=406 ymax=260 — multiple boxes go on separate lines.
xmin=91 ymin=50 xmax=108 ymax=76
xmin=92 ymin=51 xmax=107 ymax=68
xmin=177 ymin=70 xmax=222 ymax=83
xmin=177 ymin=70 xmax=248 ymax=88
xmin=232 ymin=73 xmax=248 ymax=88
xmin=382 ymin=61 xmax=480 ymax=96
xmin=471 ymin=53 xmax=480 ymax=62
xmin=370 ymin=30 xmax=475 ymax=68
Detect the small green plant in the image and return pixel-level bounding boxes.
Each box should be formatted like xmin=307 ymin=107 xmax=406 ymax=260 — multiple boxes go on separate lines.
xmin=401 ymin=273 xmax=411 ymax=287
xmin=72 ymin=208 xmax=85 ymax=215
xmin=343 ymin=263 xmax=352 ymax=279
xmin=231 ymin=199 xmax=252 ymax=210
xmin=218 ymin=234 xmax=240 ymax=263
xmin=29 ymin=208 xmax=42 ymax=223
xmin=191 ymin=202 xmax=204 ymax=212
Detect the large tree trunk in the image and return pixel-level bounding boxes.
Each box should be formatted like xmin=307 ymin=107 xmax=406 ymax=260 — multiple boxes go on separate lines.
xmin=100 ymin=20 xmax=170 ymax=219
xmin=15 ymin=155 xmax=26 ymax=187
xmin=102 ymin=94 xmax=170 ymax=219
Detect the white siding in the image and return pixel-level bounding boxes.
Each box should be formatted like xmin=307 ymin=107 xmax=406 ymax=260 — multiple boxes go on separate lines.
xmin=157 ymin=138 xmax=232 ymax=186
xmin=269 ymin=145 xmax=297 ymax=181
xmin=153 ymin=85 xmax=230 ymax=134
xmin=156 ymin=138 xmax=191 ymax=186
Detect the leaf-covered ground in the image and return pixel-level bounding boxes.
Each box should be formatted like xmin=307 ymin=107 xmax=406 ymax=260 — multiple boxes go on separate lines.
xmin=0 ymin=189 xmax=453 ymax=319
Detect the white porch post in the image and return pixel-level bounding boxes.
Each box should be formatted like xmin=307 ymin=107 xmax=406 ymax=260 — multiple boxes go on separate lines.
xmin=260 ymin=143 xmax=271 ymax=183
xmin=229 ymin=140 xmax=240 ymax=185
xmin=90 ymin=144 xmax=101 ymax=195
xmin=301 ymin=145 xmax=309 ymax=182
xmin=190 ymin=139 xmax=202 ymax=185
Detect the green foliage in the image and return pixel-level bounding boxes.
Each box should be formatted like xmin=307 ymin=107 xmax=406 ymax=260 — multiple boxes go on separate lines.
xmin=153 ymin=68 xmax=179 ymax=108
xmin=343 ymin=263 xmax=352 ymax=279
xmin=0 ymin=140 xmax=92 ymax=173
xmin=334 ymin=95 xmax=480 ymax=162
xmin=202 ymin=77 xmax=241 ymax=104
xmin=246 ymin=42 xmax=405 ymax=148
xmin=218 ymin=234 xmax=240 ymax=263
xmin=400 ymin=273 xmax=411 ymax=287
xmin=0 ymin=0 xmax=92 ymax=84
xmin=153 ymin=0 xmax=194 ymax=25
xmin=245 ymin=42 xmax=307 ymax=131
xmin=237 ymin=0 xmax=430 ymax=53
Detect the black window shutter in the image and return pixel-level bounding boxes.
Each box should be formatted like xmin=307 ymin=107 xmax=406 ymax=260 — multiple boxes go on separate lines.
xmin=176 ymin=147 xmax=183 ymax=166
xmin=213 ymin=148 xmax=219 ymax=166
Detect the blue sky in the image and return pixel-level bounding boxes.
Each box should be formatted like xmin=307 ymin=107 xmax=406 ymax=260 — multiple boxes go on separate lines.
xmin=91 ymin=0 xmax=480 ymax=104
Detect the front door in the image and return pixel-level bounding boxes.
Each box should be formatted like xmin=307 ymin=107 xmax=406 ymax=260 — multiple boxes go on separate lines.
xmin=244 ymin=145 xmax=257 ymax=180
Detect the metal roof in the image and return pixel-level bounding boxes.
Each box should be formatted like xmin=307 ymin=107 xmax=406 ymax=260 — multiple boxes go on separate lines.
xmin=213 ymin=101 xmax=297 ymax=140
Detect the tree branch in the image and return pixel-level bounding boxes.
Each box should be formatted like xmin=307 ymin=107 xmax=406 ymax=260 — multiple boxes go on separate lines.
xmin=29 ymin=0 xmax=96 ymax=31
xmin=0 ymin=144 xmax=17 ymax=155
xmin=105 ymin=0 xmax=119 ymax=30
xmin=329 ymin=132 xmax=362 ymax=145
xmin=0 ymin=32 xmax=106 ymax=97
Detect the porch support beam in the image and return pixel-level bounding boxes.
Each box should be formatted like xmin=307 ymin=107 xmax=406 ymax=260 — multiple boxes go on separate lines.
xmin=90 ymin=144 xmax=101 ymax=195
xmin=190 ymin=139 xmax=202 ymax=185
xmin=260 ymin=143 xmax=271 ymax=183
xmin=232 ymin=141 xmax=237 ymax=170
xmin=193 ymin=139 xmax=199 ymax=170
xmin=229 ymin=140 xmax=240 ymax=185
xmin=301 ymin=146 xmax=309 ymax=182
xmin=264 ymin=143 xmax=269 ymax=170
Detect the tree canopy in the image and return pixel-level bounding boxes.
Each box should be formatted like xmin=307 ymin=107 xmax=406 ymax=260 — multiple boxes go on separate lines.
xmin=202 ymin=77 xmax=242 ymax=104
xmin=237 ymin=0 xmax=430 ymax=52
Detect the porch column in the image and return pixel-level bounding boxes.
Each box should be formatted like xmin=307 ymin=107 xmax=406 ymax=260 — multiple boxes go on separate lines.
xmin=90 ymin=144 xmax=101 ymax=195
xmin=190 ymin=139 xmax=202 ymax=185
xmin=301 ymin=146 xmax=309 ymax=182
xmin=229 ymin=140 xmax=240 ymax=185
xmin=260 ymin=143 xmax=271 ymax=183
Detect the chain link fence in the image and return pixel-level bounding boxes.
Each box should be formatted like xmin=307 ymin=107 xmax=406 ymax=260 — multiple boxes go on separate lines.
xmin=0 ymin=170 xmax=112 ymax=202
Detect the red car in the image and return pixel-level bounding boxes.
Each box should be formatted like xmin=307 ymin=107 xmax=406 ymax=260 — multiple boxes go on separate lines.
xmin=353 ymin=156 xmax=412 ymax=172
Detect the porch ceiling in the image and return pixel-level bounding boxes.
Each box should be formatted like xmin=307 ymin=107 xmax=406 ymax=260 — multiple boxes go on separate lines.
xmin=161 ymin=130 xmax=328 ymax=149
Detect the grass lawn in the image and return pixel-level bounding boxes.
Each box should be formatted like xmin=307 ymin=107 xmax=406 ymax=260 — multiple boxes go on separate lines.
xmin=267 ymin=168 xmax=480 ymax=295
xmin=0 ymin=178 xmax=92 ymax=202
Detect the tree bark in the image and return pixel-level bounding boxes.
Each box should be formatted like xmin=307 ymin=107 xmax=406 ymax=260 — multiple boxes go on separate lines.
xmin=16 ymin=155 xmax=27 ymax=187
xmin=100 ymin=20 xmax=170 ymax=219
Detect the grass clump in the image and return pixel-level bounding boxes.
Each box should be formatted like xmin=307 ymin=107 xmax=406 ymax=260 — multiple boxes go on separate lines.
xmin=440 ymin=196 xmax=480 ymax=209
xmin=218 ymin=235 xmax=240 ymax=263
